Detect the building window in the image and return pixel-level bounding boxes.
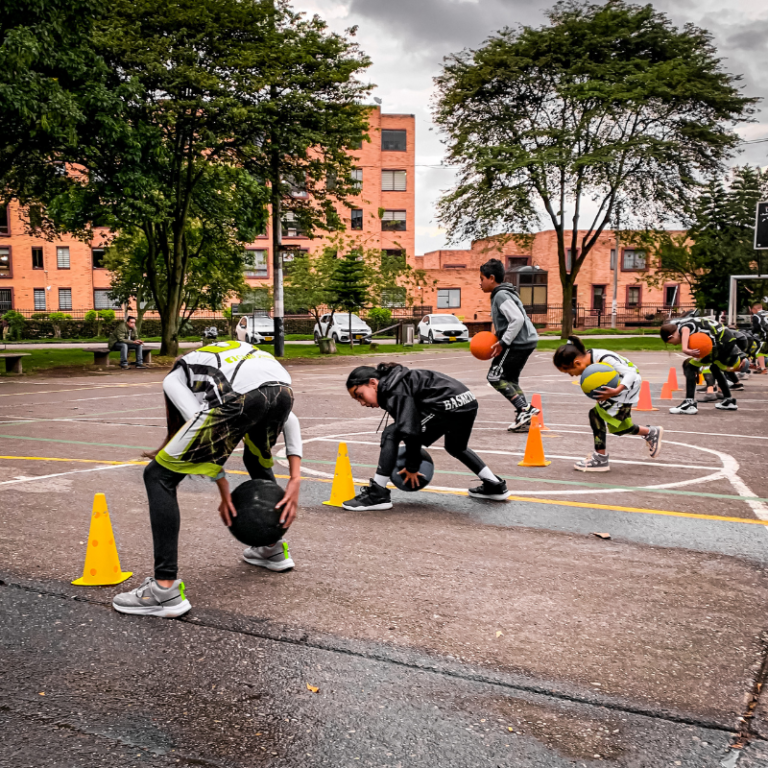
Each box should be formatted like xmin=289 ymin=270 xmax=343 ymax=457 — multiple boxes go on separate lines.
xmin=244 ymin=249 xmax=268 ymax=278
xmin=592 ymin=285 xmax=606 ymax=312
xmin=622 ymin=249 xmax=646 ymax=270
xmin=0 ymin=247 xmax=10 ymax=278
xmin=34 ymin=288 xmax=46 ymax=311
xmin=351 ymin=168 xmax=363 ymax=190
xmin=382 ymin=170 xmax=406 ymax=191
xmin=56 ymin=246 xmax=70 ymax=269
xmin=94 ymin=289 xmax=119 ymax=310
xmin=58 ymin=288 xmax=73 ymax=311
xmin=626 ymin=285 xmax=641 ymax=307
xmin=382 ymin=130 xmax=407 ymax=151
xmin=664 ymin=285 xmax=680 ymax=307
xmin=0 ymin=288 xmax=12 ymax=312
xmin=32 ymin=247 xmax=44 ymax=270
xmin=437 ymin=288 xmax=461 ymax=309
xmin=0 ymin=204 xmax=8 ymax=236
xmin=381 ymin=210 xmax=406 ymax=231
xmin=507 ymin=256 xmax=530 ymax=268
xmin=281 ymin=212 xmax=306 ymax=238
xmin=287 ymin=175 xmax=308 ymax=198
xmin=382 ymin=287 xmax=407 ymax=307
xmin=92 ymin=248 xmax=106 ymax=269
xmin=351 ymin=209 xmax=363 ymax=230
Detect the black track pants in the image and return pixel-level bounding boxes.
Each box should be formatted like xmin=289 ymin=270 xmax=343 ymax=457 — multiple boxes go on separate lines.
xmin=684 ymin=359 xmax=731 ymax=400
xmin=376 ymin=408 xmax=486 ymax=478
xmin=487 ymin=345 xmax=536 ymax=412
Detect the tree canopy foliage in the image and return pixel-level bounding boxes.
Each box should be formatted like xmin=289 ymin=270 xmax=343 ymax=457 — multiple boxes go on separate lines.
xmin=635 ymin=167 xmax=768 ymax=310
xmin=1 ymin=0 xmax=371 ymax=355
xmin=434 ymin=0 xmax=756 ymax=335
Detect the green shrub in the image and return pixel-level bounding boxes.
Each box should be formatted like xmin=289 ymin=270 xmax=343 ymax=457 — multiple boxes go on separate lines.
xmin=2 ymin=310 xmax=26 ymax=341
xmin=366 ymin=307 xmax=393 ymax=332
xmin=30 ymin=312 xmax=49 ymax=320
xmin=84 ymin=310 xmax=98 ymax=322
xmin=49 ymin=312 xmax=72 ymax=321
xmin=97 ymin=309 xmax=116 ymax=321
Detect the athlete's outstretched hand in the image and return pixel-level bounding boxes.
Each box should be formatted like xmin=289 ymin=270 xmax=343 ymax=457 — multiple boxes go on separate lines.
xmin=398 ymin=468 xmax=425 ymax=489
xmin=216 ymin=476 xmax=237 ymax=527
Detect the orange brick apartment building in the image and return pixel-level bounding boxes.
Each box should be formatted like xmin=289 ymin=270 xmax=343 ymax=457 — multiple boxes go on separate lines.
xmin=413 ymin=230 xmax=693 ymax=323
xmin=0 ymin=107 xmax=415 ymax=314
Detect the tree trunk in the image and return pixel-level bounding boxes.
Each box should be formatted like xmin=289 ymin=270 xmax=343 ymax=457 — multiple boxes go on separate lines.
xmin=159 ymin=290 xmax=183 ymax=357
xmin=561 ymin=282 xmax=574 ymax=338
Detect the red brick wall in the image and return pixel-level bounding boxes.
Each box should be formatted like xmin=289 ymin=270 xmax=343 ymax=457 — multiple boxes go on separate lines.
xmin=244 ymin=107 xmax=416 ymax=289
xmin=0 ymin=204 xmax=108 ymax=312
xmin=413 ymin=230 xmax=692 ymax=321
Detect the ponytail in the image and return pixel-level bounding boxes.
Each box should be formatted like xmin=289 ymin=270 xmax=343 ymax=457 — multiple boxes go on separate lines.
xmin=552 ymin=335 xmax=588 ymax=369
xmin=659 ymin=323 xmax=678 ymax=342
xmin=346 ymin=362 xmax=401 ymax=389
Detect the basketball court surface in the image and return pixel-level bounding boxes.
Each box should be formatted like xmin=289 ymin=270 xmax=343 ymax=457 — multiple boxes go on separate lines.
xmin=2 ymin=347 xmax=768 ymax=766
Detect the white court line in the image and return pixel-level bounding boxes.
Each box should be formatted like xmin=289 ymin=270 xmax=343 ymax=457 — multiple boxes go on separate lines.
xmin=312 ymin=435 xmax=719 ymax=470
xmin=0 ymin=391 xmax=154 ymax=410
xmin=0 ymin=462 xmax=136 ymax=490
xmin=540 ymin=422 xmax=768 ymax=442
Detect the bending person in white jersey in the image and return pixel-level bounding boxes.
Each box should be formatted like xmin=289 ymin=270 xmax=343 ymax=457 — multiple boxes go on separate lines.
xmin=112 ymin=340 xmax=302 ymax=618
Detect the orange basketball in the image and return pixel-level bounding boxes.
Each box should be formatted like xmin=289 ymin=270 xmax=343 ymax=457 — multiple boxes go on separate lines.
xmin=688 ymin=332 xmax=713 ymax=359
xmin=470 ymin=331 xmax=499 ymax=360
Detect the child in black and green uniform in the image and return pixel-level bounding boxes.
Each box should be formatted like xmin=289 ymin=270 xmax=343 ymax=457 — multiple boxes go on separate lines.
xmin=553 ymin=336 xmax=663 ymax=472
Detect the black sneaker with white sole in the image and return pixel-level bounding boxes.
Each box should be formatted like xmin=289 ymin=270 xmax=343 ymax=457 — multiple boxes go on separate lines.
xmin=507 ymin=405 xmax=539 ymax=432
xmin=669 ymin=399 xmax=698 ymax=415
xmin=342 ymin=480 xmax=393 ymax=511
xmin=468 ymin=477 xmax=511 ymax=501
xmin=729 ymin=382 xmax=744 ymax=391
xmin=715 ymin=398 xmax=738 ymax=411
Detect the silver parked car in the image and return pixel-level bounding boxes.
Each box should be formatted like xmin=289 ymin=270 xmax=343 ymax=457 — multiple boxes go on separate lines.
xmin=235 ymin=315 xmax=274 ymax=344
xmin=313 ymin=313 xmax=372 ymax=344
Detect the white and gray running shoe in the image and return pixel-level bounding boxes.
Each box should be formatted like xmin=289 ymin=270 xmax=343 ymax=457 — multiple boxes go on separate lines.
xmin=243 ymin=539 xmax=295 ymax=571
xmin=715 ymin=398 xmax=738 ymax=411
xmin=669 ymin=399 xmax=698 ymax=415
xmin=112 ymin=577 xmax=191 ymax=618
xmin=644 ymin=426 xmax=664 ymax=459
xmin=507 ymin=405 xmax=539 ymax=432
xmin=574 ymin=452 xmax=610 ymax=472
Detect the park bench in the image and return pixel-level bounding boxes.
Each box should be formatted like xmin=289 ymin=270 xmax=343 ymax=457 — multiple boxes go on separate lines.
xmin=93 ymin=348 xmax=153 ymax=367
xmin=0 ymin=352 xmax=31 ymax=374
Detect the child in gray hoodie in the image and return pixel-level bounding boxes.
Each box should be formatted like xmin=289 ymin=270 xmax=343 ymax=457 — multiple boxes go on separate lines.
xmin=480 ymin=259 xmax=539 ymax=431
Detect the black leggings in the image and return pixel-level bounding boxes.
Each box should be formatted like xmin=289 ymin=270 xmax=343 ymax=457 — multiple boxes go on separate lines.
xmin=684 ymin=359 xmax=731 ymax=400
xmin=487 ymin=346 xmax=536 ymax=412
xmin=589 ymin=404 xmax=639 ymax=452
xmin=376 ymin=409 xmax=486 ymax=478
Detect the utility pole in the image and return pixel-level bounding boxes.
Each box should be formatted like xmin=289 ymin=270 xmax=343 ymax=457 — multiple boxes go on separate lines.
xmin=611 ymin=202 xmax=621 ymax=329
xmin=271 ymin=179 xmax=285 ymax=358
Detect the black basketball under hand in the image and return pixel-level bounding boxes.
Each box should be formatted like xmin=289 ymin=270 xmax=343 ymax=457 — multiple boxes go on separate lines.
xmin=229 ymin=479 xmax=288 ymax=547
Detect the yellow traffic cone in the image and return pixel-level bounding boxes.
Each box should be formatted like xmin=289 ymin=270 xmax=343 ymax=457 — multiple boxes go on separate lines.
xmin=72 ymin=494 xmax=132 ymax=586
xmin=518 ymin=421 xmax=551 ymax=467
xmin=323 ymin=442 xmax=356 ymax=507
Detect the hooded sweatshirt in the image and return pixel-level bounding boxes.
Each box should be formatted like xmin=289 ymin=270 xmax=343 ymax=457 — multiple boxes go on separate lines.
xmin=376 ymin=364 xmax=477 ymax=471
xmin=490 ymin=282 xmax=538 ymax=350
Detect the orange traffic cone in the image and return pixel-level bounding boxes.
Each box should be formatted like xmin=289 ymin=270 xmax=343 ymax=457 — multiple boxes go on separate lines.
xmin=72 ymin=494 xmax=132 ymax=586
xmin=660 ymin=381 xmax=675 ymax=400
xmin=530 ymin=393 xmax=549 ymax=430
xmin=518 ymin=421 xmax=551 ymax=467
xmin=323 ymin=442 xmax=356 ymax=507
xmin=635 ymin=380 xmax=658 ymax=411
xmin=698 ymin=372 xmax=705 ymax=386
xmin=666 ymin=367 xmax=680 ymax=392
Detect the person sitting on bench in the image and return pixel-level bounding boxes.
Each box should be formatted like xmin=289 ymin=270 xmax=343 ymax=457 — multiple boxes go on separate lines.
xmin=109 ymin=316 xmax=146 ymax=369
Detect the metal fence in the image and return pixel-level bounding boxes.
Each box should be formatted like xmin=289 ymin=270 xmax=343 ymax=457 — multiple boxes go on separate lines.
xmin=528 ymin=304 xmax=697 ymax=330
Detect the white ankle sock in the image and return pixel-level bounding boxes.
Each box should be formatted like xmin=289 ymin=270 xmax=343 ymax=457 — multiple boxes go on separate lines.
xmin=373 ymin=473 xmax=390 ymax=488
xmin=477 ymin=466 xmax=497 ymax=482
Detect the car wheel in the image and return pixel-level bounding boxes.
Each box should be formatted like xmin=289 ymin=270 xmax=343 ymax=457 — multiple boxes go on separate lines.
xmin=427 ymin=332 xmax=434 ymax=344
xmin=332 ymin=333 xmax=340 ymax=344
xmin=314 ymin=331 xmax=320 ymax=343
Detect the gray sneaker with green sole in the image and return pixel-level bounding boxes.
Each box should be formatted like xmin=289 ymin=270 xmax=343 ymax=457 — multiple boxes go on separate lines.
xmin=112 ymin=577 xmax=191 ymax=618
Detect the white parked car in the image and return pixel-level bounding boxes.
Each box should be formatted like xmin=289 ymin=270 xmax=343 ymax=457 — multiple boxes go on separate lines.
xmin=417 ymin=314 xmax=469 ymax=343
xmin=313 ymin=313 xmax=372 ymax=344
xmin=235 ymin=315 xmax=275 ymax=344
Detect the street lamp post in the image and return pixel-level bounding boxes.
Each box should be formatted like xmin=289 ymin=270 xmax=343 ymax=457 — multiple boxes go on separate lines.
xmin=611 ymin=204 xmax=621 ymax=330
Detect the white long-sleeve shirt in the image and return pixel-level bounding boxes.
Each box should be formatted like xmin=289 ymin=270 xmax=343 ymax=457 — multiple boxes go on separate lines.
xmin=162 ymin=341 xmax=303 ymax=456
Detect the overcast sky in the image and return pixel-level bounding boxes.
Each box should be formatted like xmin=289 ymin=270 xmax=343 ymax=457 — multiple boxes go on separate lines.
xmin=294 ymin=0 xmax=768 ymax=254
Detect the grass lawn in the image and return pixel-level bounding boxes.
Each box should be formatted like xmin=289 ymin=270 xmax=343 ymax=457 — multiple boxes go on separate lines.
xmin=1 ymin=337 xmax=677 ymax=376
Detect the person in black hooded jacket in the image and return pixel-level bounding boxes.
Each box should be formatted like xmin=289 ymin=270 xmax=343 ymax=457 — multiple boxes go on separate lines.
xmin=343 ymin=362 xmax=510 ymax=510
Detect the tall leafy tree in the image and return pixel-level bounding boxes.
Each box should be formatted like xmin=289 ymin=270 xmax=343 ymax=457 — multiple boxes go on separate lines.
xmin=636 ymin=167 xmax=768 ymax=309
xmin=434 ymin=0 xmax=756 ymax=335
xmin=329 ymin=250 xmax=369 ymax=348
xmin=1 ymin=0 xmax=371 ymax=355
